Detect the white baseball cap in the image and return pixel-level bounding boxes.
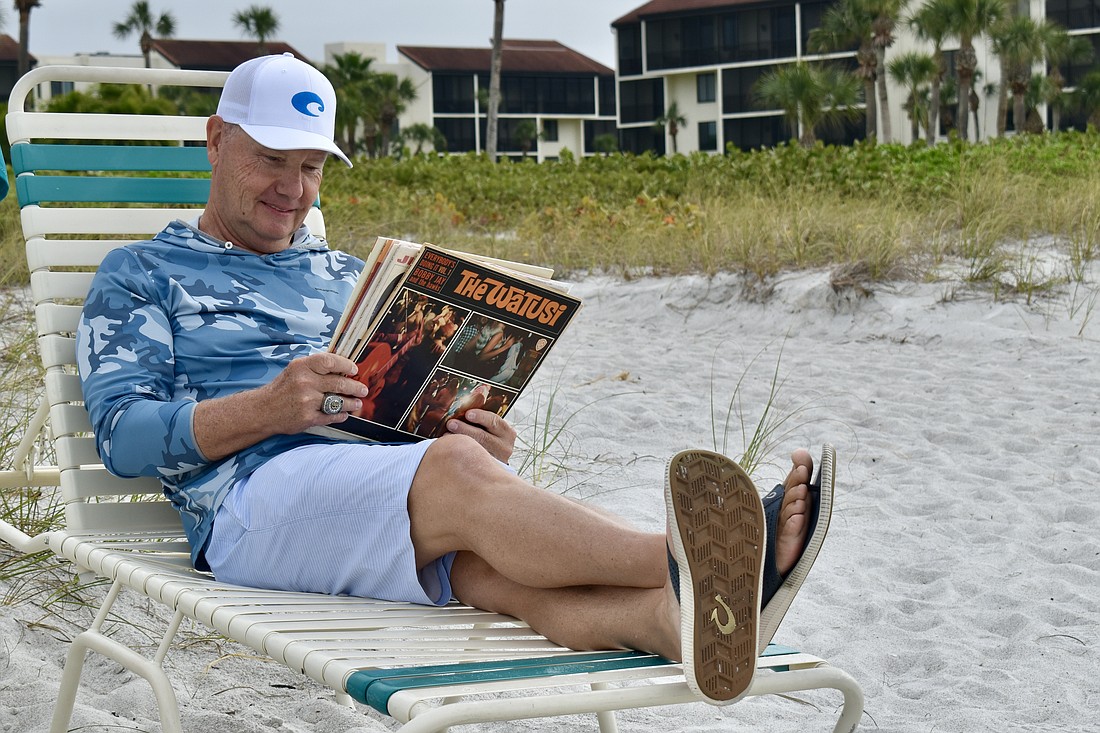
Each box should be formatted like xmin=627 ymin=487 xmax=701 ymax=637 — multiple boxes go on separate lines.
xmin=216 ymin=53 xmax=352 ymax=167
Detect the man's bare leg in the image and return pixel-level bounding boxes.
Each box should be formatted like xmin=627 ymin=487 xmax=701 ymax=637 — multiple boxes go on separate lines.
xmin=410 ymin=437 xmax=817 ymax=659
xmin=407 ymin=434 xmax=666 ymax=590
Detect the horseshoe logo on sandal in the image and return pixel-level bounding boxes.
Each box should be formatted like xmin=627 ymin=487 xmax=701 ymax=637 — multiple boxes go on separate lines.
xmin=711 ymin=594 xmax=737 ymax=634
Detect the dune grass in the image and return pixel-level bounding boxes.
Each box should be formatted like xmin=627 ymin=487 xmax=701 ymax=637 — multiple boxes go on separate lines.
xmin=1 ymin=131 xmax=1098 ymax=291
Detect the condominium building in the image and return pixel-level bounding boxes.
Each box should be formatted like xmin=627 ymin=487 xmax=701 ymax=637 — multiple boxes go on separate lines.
xmin=612 ymin=0 xmax=1100 ymax=153
xmin=392 ymin=40 xmax=618 ymax=160
xmin=613 ymin=0 xmax=872 ymax=153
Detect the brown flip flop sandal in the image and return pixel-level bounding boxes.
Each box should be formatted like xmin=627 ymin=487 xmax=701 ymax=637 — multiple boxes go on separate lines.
xmin=665 ymin=449 xmax=765 ymax=705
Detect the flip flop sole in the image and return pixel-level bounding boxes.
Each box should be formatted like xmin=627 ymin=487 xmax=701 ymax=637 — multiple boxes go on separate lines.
xmin=758 ymin=443 xmax=836 ymax=654
xmin=666 ymin=449 xmax=765 ymax=705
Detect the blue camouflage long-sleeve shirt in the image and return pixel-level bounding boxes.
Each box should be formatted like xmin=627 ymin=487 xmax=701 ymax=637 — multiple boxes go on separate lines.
xmin=76 ymin=220 xmax=363 ymax=570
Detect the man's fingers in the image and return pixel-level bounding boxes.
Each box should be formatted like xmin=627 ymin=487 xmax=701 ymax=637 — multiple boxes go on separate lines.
xmin=304 ymin=351 xmax=359 ymax=377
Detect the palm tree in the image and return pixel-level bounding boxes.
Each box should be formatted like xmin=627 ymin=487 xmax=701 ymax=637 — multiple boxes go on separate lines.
xmin=369 ymin=73 xmax=418 ymax=158
xmin=867 ymin=0 xmax=910 ymax=143
xmin=486 ymin=0 xmax=506 ymax=161
xmin=14 ymin=0 xmax=40 ymax=79
xmin=910 ymin=0 xmax=953 ymax=145
xmin=809 ymin=0 xmax=879 ymax=141
xmin=593 ymin=132 xmax=619 ymax=156
xmin=755 ymin=62 xmax=863 ymax=148
xmin=323 ymin=52 xmax=375 ymax=159
xmin=1043 ymin=27 xmax=1094 ymax=132
xmin=1074 ymin=69 xmax=1100 ymax=128
xmin=653 ymin=102 xmax=688 ymax=154
xmin=401 ymin=123 xmax=447 ymax=155
xmin=888 ymin=50 xmax=938 ymax=142
xmin=233 ymin=5 xmax=280 ymax=56
xmin=990 ymin=14 xmax=1051 ymax=135
xmin=513 ymin=119 xmax=538 ymax=158
xmin=936 ymin=0 xmax=1007 ymax=140
xmin=113 ymin=1 xmax=176 ymax=69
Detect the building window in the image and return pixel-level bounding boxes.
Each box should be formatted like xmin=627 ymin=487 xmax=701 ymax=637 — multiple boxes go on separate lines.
xmin=697 ymin=72 xmax=716 ymax=103
xmin=722 ymin=64 xmax=775 ymax=114
xmin=435 ymin=117 xmax=477 ymax=152
xmin=50 ymin=80 xmax=75 ymax=97
xmin=620 ymin=126 xmax=666 ymax=155
xmin=699 ymin=121 xmax=718 ymax=151
xmin=599 ymin=76 xmax=616 ymax=116
xmin=584 ymin=119 xmax=618 ymax=153
xmin=619 ymin=78 xmax=664 ymax=123
xmin=618 ymin=23 xmax=643 ymax=76
xmin=1062 ymin=32 xmax=1100 ymax=87
xmin=542 ymin=119 xmax=559 ymax=142
xmin=433 ymin=74 xmax=475 ymax=114
xmin=724 ymin=116 xmax=786 ymax=151
xmin=475 ymin=73 xmax=596 ymax=115
xmin=1048 ymin=0 xmax=1100 ymax=29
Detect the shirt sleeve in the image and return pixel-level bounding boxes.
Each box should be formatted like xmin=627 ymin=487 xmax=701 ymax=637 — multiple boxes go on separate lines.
xmin=76 ymin=248 xmax=208 ymax=479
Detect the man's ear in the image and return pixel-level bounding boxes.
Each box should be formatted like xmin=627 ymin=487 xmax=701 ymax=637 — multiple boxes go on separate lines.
xmin=206 ymin=116 xmax=225 ymax=167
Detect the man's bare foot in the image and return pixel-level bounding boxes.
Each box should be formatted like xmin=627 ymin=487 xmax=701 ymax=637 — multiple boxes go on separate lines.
xmin=775 ymin=449 xmax=814 ymax=576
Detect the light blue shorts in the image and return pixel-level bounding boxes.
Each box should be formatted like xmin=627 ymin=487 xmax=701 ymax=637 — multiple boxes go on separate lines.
xmin=205 ymin=440 xmax=456 ymax=606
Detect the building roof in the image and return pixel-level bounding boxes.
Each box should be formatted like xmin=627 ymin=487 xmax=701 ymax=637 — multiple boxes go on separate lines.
xmin=150 ymin=39 xmax=310 ymax=71
xmin=397 ymin=40 xmax=612 ymax=76
xmin=613 ymin=0 xmax=762 ymax=26
xmin=0 ymin=33 xmax=34 ymax=63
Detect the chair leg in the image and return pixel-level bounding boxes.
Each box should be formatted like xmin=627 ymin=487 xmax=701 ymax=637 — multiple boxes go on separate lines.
xmin=49 ymin=579 xmax=185 ymax=733
xmin=591 ymin=683 xmax=619 ymax=733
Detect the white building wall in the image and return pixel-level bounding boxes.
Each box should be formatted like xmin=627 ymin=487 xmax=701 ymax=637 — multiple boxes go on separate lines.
xmin=538 ymin=117 xmax=584 ymax=160
xmin=28 ymin=53 xmax=146 ymax=106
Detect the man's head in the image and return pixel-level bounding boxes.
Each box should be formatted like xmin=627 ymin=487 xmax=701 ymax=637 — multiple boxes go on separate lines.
xmin=216 ymin=53 xmax=351 ymax=167
xmin=203 ymin=54 xmax=349 ymax=254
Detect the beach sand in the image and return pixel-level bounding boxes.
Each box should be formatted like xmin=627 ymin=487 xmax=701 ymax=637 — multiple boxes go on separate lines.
xmin=1 ymin=267 xmax=1097 ymax=732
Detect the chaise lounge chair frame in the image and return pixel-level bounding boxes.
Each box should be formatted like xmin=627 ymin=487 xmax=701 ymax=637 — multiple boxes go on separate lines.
xmin=0 ymin=64 xmax=864 ymax=733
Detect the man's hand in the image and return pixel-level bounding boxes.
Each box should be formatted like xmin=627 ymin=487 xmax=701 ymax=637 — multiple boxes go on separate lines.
xmin=445 ymin=409 xmax=516 ymax=463
xmin=194 ymin=352 xmax=368 ymax=462
xmin=259 ymin=352 xmax=368 ymax=434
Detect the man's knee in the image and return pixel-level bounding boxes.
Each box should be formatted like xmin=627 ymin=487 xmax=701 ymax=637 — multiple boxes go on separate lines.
xmin=416 ymin=433 xmax=509 ymax=495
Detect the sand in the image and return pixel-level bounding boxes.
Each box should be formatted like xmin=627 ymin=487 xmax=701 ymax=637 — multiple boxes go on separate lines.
xmin=1 ymin=266 xmax=1098 ymax=732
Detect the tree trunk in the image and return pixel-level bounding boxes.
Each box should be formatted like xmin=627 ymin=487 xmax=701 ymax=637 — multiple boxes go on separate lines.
xmin=996 ymin=60 xmax=1010 ymax=136
xmin=486 ymin=0 xmax=506 ymax=162
xmin=1012 ymin=76 xmax=1028 ymax=135
xmin=956 ymin=43 xmax=977 ymax=141
xmin=875 ymin=47 xmax=892 ymax=143
xmin=927 ymin=68 xmax=942 ymax=146
xmin=970 ymin=88 xmax=981 ymax=139
xmin=864 ymin=78 xmax=878 ymax=141
xmin=859 ymin=46 xmax=877 ymax=142
xmin=18 ymin=10 xmax=32 ymax=78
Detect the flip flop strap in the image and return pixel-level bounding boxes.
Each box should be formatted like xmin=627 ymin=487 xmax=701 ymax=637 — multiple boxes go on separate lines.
xmin=667 ymin=546 xmax=681 ymax=603
xmin=762 ymin=484 xmax=785 ymax=607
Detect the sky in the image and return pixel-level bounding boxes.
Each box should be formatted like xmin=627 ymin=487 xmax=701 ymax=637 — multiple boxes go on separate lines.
xmin=23 ymin=1 xmax=645 ymax=69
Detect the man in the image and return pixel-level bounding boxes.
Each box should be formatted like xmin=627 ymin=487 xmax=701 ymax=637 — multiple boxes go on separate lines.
xmin=76 ymin=54 xmax=831 ymax=706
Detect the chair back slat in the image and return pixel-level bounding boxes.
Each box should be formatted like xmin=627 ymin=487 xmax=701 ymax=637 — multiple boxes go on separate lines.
xmin=61 ymin=467 xmax=162 ymax=500
xmin=65 ymin=502 xmax=184 ymax=534
xmin=35 ymin=303 xmax=83 ymax=335
xmin=18 ymin=176 xmax=212 ymax=206
xmin=11 ymin=143 xmax=212 ymax=173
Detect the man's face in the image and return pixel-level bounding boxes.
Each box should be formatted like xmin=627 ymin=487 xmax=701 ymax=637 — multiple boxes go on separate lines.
xmin=204 ymin=117 xmax=329 ymax=254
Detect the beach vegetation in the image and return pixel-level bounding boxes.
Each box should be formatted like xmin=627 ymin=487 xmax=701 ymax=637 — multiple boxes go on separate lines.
xmin=1 ymin=130 xmax=1097 ymax=294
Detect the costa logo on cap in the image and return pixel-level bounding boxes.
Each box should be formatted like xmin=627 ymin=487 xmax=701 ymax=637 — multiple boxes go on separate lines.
xmin=292 ymin=91 xmax=325 ymax=118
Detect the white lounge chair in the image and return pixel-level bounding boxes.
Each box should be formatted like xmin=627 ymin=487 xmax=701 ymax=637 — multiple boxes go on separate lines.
xmin=0 ymin=64 xmax=864 ymax=733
